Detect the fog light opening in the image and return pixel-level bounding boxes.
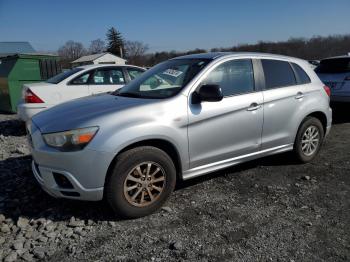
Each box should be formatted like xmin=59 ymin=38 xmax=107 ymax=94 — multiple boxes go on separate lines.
xmin=53 ymin=172 xmax=74 ymax=189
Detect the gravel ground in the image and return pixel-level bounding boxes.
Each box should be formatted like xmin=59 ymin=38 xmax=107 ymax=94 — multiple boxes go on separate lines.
xmin=0 ymin=104 xmax=349 ymax=262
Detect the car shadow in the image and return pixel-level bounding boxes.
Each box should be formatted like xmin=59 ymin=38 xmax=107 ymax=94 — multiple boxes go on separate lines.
xmin=0 ymin=118 xmax=26 ymax=137
xmin=0 ymin=152 xmax=298 ymax=223
xmin=0 ymin=156 xmax=117 ymax=223
xmin=176 ymin=152 xmax=298 ymax=190
xmin=331 ymin=102 xmax=350 ymax=124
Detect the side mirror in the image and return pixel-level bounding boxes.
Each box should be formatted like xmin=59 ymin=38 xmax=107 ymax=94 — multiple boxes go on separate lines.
xmin=193 ymin=84 xmax=223 ymax=103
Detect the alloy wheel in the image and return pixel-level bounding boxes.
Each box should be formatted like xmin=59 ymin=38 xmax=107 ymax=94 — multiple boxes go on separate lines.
xmin=123 ymin=162 xmax=166 ymax=207
xmin=301 ymin=125 xmax=320 ymax=156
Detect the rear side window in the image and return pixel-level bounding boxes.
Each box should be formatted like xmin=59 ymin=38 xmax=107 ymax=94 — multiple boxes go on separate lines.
xmin=291 ymin=63 xmax=311 ymax=84
xmin=46 ymin=67 xmax=82 ymax=84
xmin=261 ymin=59 xmax=296 ymax=89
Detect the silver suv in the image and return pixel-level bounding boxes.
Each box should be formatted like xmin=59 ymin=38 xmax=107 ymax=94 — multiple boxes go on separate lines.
xmin=28 ymin=52 xmax=332 ymax=218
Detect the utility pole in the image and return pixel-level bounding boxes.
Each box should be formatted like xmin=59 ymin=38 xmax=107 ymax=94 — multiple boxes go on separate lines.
xmin=120 ymin=46 xmax=123 ymax=58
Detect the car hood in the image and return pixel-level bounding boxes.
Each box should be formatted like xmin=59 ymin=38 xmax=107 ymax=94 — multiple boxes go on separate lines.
xmin=32 ymin=94 xmax=157 ymax=133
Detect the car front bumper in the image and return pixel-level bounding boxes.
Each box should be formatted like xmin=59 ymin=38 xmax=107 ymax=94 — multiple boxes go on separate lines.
xmin=32 ymin=160 xmax=104 ymax=200
xmin=28 ymin=122 xmax=114 ymax=201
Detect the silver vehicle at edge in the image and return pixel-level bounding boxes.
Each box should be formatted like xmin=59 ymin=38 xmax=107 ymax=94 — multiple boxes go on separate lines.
xmin=315 ymin=55 xmax=350 ymax=102
xmin=28 ymin=52 xmax=332 ymax=218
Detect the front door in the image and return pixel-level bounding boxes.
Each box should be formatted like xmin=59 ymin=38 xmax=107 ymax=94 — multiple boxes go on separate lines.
xmin=188 ymin=59 xmax=264 ymax=169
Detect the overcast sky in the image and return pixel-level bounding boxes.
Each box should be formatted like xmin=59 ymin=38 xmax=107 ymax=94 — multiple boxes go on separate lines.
xmin=1 ymin=0 xmax=349 ymax=53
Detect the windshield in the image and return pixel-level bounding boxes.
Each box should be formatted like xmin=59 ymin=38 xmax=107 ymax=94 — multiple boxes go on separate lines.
xmin=114 ymin=59 xmax=210 ymax=99
xmin=46 ymin=68 xmax=83 ymax=84
xmin=315 ymin=58 xmax=350 ymax=74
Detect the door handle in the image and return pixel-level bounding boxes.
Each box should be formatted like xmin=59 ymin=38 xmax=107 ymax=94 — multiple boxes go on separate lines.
xmin=295 ymin=92 xmax=304 ymax=99
xmin=247 ymin=102 xmax=261 ymax=111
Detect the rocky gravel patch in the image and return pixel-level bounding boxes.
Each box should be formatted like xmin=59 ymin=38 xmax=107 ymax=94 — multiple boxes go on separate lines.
xmin=0 ymin=105 xmax=350 ymax=261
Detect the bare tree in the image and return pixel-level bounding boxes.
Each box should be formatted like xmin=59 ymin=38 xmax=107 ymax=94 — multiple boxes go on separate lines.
xmin=58 ymin=40 xmax=86 ymax=61
xmin=88 ymin=39 xmax=105 ymax=54
xmin=125 ymin=41 xmax=149 ymax=65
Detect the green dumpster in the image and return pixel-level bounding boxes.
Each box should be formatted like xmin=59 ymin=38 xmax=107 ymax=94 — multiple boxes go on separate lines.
xmin=0 ymin=53 xmax=61 ymax=112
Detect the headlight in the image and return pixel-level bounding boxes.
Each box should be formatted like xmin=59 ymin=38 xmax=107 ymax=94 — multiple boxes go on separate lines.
xmin=42 ymin=127 xmax=99 ymax=151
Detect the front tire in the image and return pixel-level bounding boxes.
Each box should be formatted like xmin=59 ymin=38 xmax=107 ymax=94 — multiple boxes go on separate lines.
xmin=294 ymin=117 xmax=324 ymax=163
xmin=105 ymin=146 xmax=176 ymax=218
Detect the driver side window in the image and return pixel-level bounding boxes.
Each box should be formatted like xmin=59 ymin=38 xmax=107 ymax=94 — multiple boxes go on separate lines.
xmin=201 ymin=59 xmax=255 ymax=97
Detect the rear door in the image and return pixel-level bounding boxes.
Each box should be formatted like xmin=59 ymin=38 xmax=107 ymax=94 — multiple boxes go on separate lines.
xmin=88 ymin=67 xmax=126 ymax=94
xmin=260 ymin=59 xmax=308 ymax=149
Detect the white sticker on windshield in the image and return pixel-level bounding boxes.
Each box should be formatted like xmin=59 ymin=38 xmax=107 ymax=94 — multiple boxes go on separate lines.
xmin=162 ymin=69 xmax=183 ymax=77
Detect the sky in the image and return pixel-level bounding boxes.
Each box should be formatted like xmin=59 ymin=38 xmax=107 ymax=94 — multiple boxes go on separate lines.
xmin=0 ymin=0 xmax=349 ymax=53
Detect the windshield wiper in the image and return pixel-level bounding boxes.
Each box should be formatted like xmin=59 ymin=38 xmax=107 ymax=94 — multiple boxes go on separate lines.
xmin=113 ymin=91 xmax=143 ymax=98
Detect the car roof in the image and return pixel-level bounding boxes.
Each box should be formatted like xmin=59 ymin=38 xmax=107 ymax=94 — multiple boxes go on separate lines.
xmin=172 ymin=52 xmax=300 ymax=61
xmin=76 ymin=64 xmax=145 ymax=70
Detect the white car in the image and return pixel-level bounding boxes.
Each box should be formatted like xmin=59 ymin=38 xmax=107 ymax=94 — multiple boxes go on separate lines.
xmin=315 ymin=55 xmax=350 ymax=102
xmin=17 ymin=64 xmax=145 ymax=121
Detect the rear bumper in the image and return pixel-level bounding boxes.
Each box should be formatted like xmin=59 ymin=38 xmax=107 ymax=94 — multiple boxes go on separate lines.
xmin=17 ymin=103 xmax=49 ymax=122
xmin=330 ymin=95 xmax=350 ymax=103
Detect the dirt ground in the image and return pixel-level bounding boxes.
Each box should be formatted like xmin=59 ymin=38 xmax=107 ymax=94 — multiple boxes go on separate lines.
xmin=0 ymin=103 xmax=349 ymax=262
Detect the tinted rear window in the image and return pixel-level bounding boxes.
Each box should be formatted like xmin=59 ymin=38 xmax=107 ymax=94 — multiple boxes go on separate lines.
xmin=291 ymin=63 xmax=311 ymax=84
xmin=261 ymin=59 xmax=296 ymax=89
xmin=315 ymin=58 xmax=350 ymax=74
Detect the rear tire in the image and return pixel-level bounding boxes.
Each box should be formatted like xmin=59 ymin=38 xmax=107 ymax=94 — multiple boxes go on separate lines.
xmin=294 ymin=117 xmax=324 ymax=163
xmin=105 ymin=146 xmax=176 ymax=218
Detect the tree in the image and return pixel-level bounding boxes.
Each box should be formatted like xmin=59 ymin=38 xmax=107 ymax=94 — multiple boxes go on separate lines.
xmin=124 ymin=41 xmax=149 ymax=65
xmin=57 ymin=40 xmax=86 ymax=61
xmin=106 ymin=27 xmax=125 ymax=58
xmin=88 ymin=39 xmax=105 ymax=54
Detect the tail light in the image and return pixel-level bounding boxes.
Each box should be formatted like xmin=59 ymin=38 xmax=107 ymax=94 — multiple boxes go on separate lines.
xmin=323 ymin=85 xmax=331 ymax=97
xmin=24 ymin=89 xmax=44 ymax=103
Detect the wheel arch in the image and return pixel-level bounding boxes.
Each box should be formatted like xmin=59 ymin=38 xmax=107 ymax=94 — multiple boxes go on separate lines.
xmin=104 ymin=138 xmax=183 ymax=193
xmin=294 ymin=110 xmax=328 ymax=144
xmin=305 ymin=111 xmax=327 ymax=134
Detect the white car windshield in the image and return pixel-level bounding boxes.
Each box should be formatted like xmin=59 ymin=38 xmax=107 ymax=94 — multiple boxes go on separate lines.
xmin=114 ymin=59 xmax=210 ymax=99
